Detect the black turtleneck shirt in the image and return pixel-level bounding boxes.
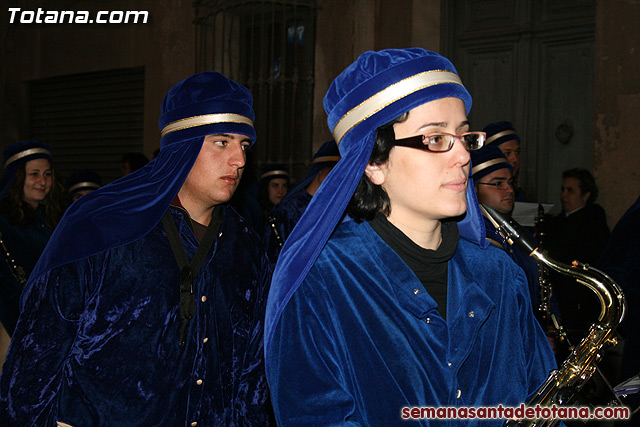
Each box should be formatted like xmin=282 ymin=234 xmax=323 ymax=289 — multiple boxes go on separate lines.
xmin=368 ymin=212 xmax=459 ymax=319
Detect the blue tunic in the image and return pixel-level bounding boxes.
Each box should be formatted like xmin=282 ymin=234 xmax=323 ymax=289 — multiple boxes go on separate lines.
xmin=267 ymin=218 xmax=556 ymax=426
xmin=0 ymin=208 xmax=52 ymax=336
xmin=0 ymin=205 xmax=273 ymax=426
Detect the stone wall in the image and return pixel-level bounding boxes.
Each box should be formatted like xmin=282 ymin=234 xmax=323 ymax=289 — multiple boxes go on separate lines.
xmin=593 ymin=0 xmax=640 ymax=226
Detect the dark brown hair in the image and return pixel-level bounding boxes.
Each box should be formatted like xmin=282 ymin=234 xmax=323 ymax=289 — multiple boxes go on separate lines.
xmin=346 ymin=112 xmax=408 ymax=221
xmin=1 ymin=162 xmax=64 ymax=229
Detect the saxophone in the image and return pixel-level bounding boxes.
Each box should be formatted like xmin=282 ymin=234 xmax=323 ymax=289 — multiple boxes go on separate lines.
xmin=533 ymin=205 xmax=567 ymax=344
xmin=480 ymin=204 xmax=626 ymax=427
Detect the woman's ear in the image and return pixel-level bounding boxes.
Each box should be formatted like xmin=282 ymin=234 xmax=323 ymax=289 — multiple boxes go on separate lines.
xmin=364 ymin=162 xmax=385 ymax=186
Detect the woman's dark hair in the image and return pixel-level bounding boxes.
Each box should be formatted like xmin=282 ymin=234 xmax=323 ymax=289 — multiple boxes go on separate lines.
xmin=562 ymin=167 xmax=598 ymax=204
xmin=347 ymin=112 xmax=408 ymax=221
xmin=1 ymin=162 xmax=64 ymax=229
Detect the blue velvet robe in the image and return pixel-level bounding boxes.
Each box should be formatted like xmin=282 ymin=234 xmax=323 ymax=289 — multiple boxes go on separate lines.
xmin=0 ymin=205 xmax=273 ymax=426
xmin=268 ymin=218 xmax=557 ymax=426
xmin=0 ymin=208 xmax=52 ymax=336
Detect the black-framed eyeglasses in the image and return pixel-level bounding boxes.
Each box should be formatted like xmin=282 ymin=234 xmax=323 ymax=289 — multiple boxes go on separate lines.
xmin=394 ymin=132 xmax=486 ymax=153
xmin=477 ymin=180 xmax=515 ymax=191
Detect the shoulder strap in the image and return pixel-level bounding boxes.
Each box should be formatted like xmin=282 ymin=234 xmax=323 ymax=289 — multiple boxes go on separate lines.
xmin=161 ymin=206 xmax=223 ymax=348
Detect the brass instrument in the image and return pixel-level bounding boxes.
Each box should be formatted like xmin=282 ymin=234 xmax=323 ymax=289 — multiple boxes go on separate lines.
xmin=480 ymin=204 xmax=626 ymax=427
xmin=533 ymin=205 xmax=567 ymax=343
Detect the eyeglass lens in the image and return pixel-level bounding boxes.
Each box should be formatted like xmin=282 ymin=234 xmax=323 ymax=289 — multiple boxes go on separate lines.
xmin=424 ymin=133 xmax=485 ymax=152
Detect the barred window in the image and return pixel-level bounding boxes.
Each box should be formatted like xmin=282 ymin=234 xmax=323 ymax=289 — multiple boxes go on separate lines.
xmin=29 ymin=67 xmax=145 ymax=184
xmin=194 ymin=0 xmax=318 ymax=181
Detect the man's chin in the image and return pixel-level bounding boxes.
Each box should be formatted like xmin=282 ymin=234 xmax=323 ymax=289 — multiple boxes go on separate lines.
xmin=497 ymin=205 xmax=513 ymax=215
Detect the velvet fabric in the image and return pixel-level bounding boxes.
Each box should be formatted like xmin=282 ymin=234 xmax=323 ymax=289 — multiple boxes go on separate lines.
xmin=268 ymin=218 xmax=557 ymax=426
xmin=65 ymin=169 xmax=102 ymax=197
xmin=482 ymin=121 xmax=521 ymax=147
xmin=262 ymin=140 xmax=340 ymax=262
xmin=0 ymin=207 xmax=51 ymax=335
xmin=0 ymin=206 xmax=273 ymax=426
xmin=264 ymin=48 xmax=487 ymax=360
xmin=27 ymin=72 xmax=256 ymax=299
xmin=283 ymin=139 xmax=340 ymax=200
xmin=259 ymin=164 xmax=289 ymax=185
xmin=263 ymin=189 xmax=312 ymax=262
xmin=470 ymin=145 xmax=513 ymax=180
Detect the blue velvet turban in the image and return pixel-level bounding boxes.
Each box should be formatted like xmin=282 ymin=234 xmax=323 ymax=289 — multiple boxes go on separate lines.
xmin=470 ymin=145 xmax=513 ymax=180
xmin=282 ymin=139 xmax=340 ymax=200
xmin=65 ymin=169 xmax=102 ymax=196
xmin=483 ymin=121 xmax=520 ymax=147
xmin=0 ymin=140 xmax=54 ymax=201
xmin=26 ymin=72 xmax=256 ymax=304
xmin=259 ymin=164 xmax=290 ymax=185
xmin=264 ymin=48 xmax=488 ymax=361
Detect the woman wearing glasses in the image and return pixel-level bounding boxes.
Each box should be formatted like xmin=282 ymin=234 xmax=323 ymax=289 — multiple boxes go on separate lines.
xmin=265 ymin=49 xmax=557 ymax=426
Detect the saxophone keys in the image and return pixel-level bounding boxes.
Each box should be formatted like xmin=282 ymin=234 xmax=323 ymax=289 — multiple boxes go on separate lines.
xmin=580 ymin=365 xmax=597 ymax=381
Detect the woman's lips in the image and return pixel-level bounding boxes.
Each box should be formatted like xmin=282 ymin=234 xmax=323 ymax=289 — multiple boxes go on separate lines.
xmin=443 ymin=178 xmax=467 ymax=192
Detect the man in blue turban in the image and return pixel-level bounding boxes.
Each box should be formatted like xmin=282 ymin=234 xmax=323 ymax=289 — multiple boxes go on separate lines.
xmin=0 ymin=72 xmax=273 ymax=425
xmin=265 ymin=49 xmax=556 ymax=425
xmin=483 ymin=121 xmax=526 ymax=201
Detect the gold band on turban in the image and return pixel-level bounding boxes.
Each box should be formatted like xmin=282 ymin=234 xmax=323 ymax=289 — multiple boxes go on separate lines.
xmin=332 ymin=70 xmax=464 ymax=144
xmin=4 ymin=148 xmax=52 ymax=168
xmin=68 ymin=181 xmax=101 ymax=193
xmin=160 ymin=113 xmax=254 ymax=138
xmin=486 ymin=129 xmax=516 ymax=145
xmin=260 ymin=170 xmax=289 ymax=180
xmin=472 ymin=158 xmax=509 ymax=176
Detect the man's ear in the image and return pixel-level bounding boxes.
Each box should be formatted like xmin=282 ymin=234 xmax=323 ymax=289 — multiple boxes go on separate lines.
xmin=364 ymin=162 xmax=385 ymax=186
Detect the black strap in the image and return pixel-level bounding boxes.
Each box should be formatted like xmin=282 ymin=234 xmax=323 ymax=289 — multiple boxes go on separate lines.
xmin=161 ymin=207 xmax=223 ymax=348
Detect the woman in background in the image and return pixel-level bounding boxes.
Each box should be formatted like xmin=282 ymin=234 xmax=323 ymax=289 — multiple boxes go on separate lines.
xmin=0 ymin=140 xmax=63 ymax=337
xmin=259 ymin=163 xmax=289 ymax=221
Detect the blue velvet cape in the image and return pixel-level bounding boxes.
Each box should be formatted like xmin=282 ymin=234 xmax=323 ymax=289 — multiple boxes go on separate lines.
xmin=0 ymin=208 xmax=52 ymax=335
xmin=268 ymin=217 xmax=557 ymax=426
xmin=263 ymin=189 xmax=312 ymax=262
xmin=0 ymin=206 xmax=273 ymax=426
